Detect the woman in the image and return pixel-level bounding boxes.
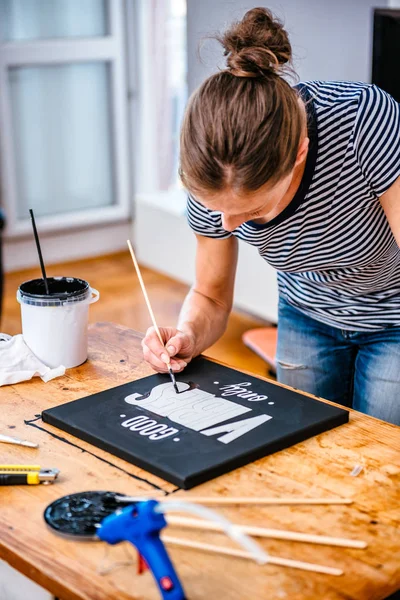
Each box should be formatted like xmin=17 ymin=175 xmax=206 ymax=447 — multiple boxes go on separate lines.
xmin=142 ymin=8 xmax=400 ymax=425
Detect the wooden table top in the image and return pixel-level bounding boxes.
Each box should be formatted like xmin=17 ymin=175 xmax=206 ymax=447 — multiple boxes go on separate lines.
xmin=1 ymin=322 xmax=399 ymax=600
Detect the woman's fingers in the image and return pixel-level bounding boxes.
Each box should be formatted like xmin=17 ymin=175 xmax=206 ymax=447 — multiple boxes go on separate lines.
xmin=169 ymin=359 xmax=188 ymax=373
xmin=143 ymin=327 xmax=193 ymax=359
xmin=142 ymin=327 xmax=172 ymax=362
xmin=142 ymin=326 xmax=194 ymax=373
xmin=142 ymin=345 xmax=169 ymax=372
xmin=142 ymin=343 xmax=187 ymax=373
xmin=165 ymin=331 xmax=194 ymax=359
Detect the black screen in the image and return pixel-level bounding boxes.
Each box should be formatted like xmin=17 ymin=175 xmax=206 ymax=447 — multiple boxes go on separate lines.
xmin=372 ymin=9 xmax=400 ymax=102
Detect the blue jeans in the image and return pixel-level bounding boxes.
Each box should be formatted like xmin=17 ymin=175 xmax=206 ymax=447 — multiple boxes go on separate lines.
xmin=276 ymin=297 xmax=400 ymax=425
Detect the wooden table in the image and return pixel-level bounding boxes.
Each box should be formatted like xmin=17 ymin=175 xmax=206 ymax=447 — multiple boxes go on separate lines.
xmin=1 ymin=322 xmax=399 ymax=600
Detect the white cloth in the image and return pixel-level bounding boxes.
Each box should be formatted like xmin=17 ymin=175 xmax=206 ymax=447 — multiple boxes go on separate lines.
xmin=0 ymin=333 xmax=65 ymax=386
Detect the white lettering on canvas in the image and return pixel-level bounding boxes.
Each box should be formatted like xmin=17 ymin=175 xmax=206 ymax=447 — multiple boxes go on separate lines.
xmin=200 ymin=414 xmax=273 ymax=444
xmin=123 ymin=381 xmax=273 ymax=445
xmin=219 ymin=382 xmax=268 ymax=402
xmin=125 ymin=381 xmax=250 ymax=431
xmin=121 ymin=414 xmax=178 ymax=440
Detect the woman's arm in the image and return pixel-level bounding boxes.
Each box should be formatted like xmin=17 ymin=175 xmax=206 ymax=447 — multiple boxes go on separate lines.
xmin=177 ymin=233 xmax=238 ymax=355
xmin=380 ymin=175 xmax=400 ymax=247
xmin=142 ymin=233 xmax=238 ymax=372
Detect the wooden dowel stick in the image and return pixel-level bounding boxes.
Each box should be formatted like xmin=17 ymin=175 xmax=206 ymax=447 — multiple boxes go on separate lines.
xmin=167 ymin=496 xmax=353 ymax=505
xmin=162 ymin=535 xmax=343 ymax=576
xmin=166 ymin=515 xmax=367 ymax=549
xmin=127 ymin=240 xmax=165 ymax=349
xmin=127 ymin=239 xmax=178 ymax=392
xmin=118 ymin=495 xmax=352 ymax=506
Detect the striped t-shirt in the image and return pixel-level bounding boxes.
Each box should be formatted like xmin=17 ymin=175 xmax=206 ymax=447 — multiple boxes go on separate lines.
xmin=186 ymin=81 xmax=400 ymax=331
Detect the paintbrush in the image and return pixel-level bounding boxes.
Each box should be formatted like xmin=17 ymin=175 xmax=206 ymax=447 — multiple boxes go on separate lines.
xmin=127 ymin=240 xmax=179 ymax=393
xmin=29 ymin=208 xmax=50 ymax=295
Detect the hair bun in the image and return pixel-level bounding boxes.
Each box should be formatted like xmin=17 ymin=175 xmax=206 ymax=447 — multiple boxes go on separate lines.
xmin=220 ymin=7 xmax=292 ymax=78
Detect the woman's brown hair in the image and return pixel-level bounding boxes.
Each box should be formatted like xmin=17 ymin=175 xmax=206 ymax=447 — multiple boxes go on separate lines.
xmin=179 ymin=7 xmax=303 ymax=195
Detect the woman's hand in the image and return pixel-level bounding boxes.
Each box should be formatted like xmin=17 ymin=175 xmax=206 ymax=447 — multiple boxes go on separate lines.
xmin=142 ymin=235 xmax=238 ymax=374
xmin=142 ymin=326 xmax=196 ymax=373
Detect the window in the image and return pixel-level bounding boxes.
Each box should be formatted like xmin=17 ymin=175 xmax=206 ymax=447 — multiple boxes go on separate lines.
xmin=0 ymin=0 xmax=108 ymax=41
xmin=9 ymin=62 xmax=114 ymax=219
xmin=0 ymin=0 xmax=129 ymax=236
xmin=133 ymin=0 xmax=187 ymax=213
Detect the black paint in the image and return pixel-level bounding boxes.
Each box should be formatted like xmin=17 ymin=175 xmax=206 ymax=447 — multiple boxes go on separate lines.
xmin=44 ymin=491 xmax=126 ymax=537
xmin=42 ymin=357 xmax=349 ymax=489
xmin=19 ymin=277 xmax=89 ymax=301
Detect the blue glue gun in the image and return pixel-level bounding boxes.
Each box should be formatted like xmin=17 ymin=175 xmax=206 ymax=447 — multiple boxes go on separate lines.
xmin=97 ymin=499 xmax=186 ymax=600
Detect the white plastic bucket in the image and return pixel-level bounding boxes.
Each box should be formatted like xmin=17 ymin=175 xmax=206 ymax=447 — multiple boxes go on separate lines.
xmin=17 ymin=277 xmax=100 ymax=369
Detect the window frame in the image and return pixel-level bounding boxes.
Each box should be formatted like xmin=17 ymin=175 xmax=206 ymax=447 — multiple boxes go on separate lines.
xmin=129 ymin=0 xmax=188 ymax=216
xmin=0 ymin=0 xmax=131 ymax=238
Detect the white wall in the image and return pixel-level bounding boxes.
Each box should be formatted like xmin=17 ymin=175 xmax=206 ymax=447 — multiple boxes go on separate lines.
xmin=135 ymin=197 xmax=279 ymax=321
xmin=187 ymin=0 xmax=390 ymax=91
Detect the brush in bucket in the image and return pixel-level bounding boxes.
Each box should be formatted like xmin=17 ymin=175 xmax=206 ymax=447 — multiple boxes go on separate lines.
xmin=17 ymin=210 xmax=100 ymax=368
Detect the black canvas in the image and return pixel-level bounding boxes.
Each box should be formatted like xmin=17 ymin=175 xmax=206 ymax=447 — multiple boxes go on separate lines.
xmin=42 ymin=357 xmax=349 ymax=489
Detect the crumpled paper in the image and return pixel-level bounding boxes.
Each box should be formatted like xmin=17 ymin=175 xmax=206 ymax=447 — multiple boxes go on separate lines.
xmin=0 ymin=333 xmax=65 ymax=386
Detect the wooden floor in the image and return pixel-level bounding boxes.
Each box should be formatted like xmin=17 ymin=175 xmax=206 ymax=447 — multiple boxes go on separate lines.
xmin=2 ymin=251 xmax=272 ymax=377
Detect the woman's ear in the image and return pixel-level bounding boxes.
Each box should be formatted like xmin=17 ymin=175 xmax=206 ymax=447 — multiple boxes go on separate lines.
xmin=295 ymin=137 xmax=309 ymax=167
